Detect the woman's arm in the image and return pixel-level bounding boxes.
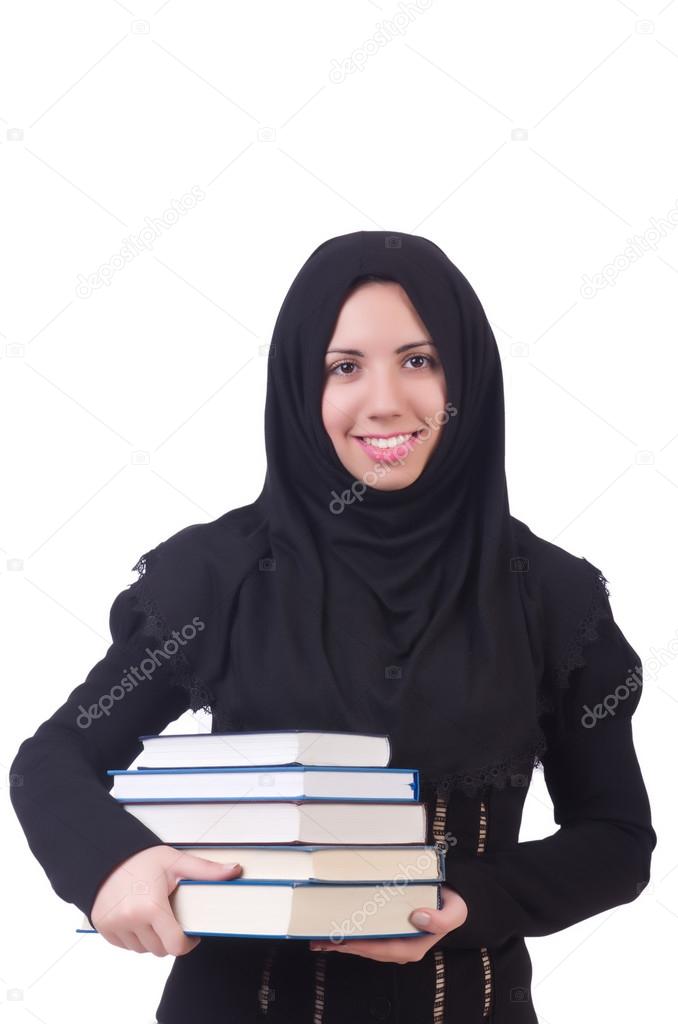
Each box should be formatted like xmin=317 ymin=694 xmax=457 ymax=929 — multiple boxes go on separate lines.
xmin=438 ymin=713 xmax=655 ymax=949
xmin=438 ymin=610 xmax=656 ymax=950
xmin=9 ymin=559 xmax=200 ymax=925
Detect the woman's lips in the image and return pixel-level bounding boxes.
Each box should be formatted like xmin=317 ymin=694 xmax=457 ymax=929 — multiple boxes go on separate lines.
xmin=353 ymin=431 xmax=421 ymax=461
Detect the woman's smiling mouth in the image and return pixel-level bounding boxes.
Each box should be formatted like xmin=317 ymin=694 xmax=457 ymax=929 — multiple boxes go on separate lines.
xmin=353 ymin=430 xmax=423 ymax=460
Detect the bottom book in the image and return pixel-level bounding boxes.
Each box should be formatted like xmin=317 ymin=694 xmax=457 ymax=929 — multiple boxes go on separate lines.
xmin=78 ymin=879 xmax=442 ymax=940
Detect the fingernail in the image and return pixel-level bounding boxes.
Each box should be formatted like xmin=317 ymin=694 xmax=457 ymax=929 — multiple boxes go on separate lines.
xmin=411 ymin=911 xmax=431 ymax=927
xmin=225 ymin=863 xmax=240 ymax=869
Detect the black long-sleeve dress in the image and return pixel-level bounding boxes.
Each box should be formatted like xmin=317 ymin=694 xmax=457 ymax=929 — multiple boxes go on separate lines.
xmin=9 ymin=549 xmax=656 ymax=1024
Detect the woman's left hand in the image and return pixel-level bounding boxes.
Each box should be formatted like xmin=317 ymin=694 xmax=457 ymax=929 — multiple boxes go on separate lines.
xmin=308 ymin=886 xmax=468 ymax=964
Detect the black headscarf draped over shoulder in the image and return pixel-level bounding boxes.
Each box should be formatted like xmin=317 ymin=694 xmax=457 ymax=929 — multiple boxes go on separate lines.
xmin=126 ymin=230 xmax=637 ymax=793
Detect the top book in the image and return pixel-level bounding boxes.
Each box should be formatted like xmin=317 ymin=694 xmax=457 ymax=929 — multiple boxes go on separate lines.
xmin=136 ymin=730 xmax=392 ymax=770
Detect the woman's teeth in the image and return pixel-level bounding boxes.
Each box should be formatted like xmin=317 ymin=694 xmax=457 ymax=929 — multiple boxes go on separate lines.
xmin=360 ymin=432 xmax=416 ymax=449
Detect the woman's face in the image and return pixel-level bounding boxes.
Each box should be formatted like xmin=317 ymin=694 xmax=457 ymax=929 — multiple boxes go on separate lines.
xmin=321 ymin=281 xmax=448 ymax=491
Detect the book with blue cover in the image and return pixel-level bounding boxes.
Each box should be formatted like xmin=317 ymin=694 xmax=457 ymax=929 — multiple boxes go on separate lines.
xmin=107 ymin=765 xmax=419 ymax=802
xmin=79 ymin=876 xmax=443 ymax=940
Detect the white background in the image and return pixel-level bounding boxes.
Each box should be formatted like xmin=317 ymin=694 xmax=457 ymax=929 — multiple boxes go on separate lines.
xmin=1 ymin=1 xmax=676 ymax=1022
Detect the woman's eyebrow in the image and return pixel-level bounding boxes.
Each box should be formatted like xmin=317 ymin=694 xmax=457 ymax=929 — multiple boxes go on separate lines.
xmin=326 ymin=340 xmax=437 ymax=357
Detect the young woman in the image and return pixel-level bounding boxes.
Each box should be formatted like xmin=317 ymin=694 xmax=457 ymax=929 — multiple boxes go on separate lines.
xmin=10 ymin=230 xmax=656 ymax=1023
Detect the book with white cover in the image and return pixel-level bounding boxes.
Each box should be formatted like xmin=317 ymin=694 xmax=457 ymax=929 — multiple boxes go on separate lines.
xmin=167 ymin=843 xmax=443 ymax=881
xmin=78 ymin=879 xmax=443 ymax=940
xmin=120 ymin=799 xmax=427 ymax=845
xmin=136 ymin=730 xmax=391 ymax=770
xmin=107 ymin=766 xmax=418 ymax=802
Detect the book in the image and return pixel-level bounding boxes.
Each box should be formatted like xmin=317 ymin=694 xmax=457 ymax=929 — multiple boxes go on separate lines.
xmin=118 ymin=799 xmax=428 ymax=845
xmin=107 ymin=765 xmax=419 ymax=802
xmin=135 ymin=730 xmax=391 ymax=770
xmin=75 ymin=730 xmax=442 ymax=942
xmin=79 ymin=878 xmax=442 ymax=940
xmin=153 ymin=843 xmax=443 ymax=881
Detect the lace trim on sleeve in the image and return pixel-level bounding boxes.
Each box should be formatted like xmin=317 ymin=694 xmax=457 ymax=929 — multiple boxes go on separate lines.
xmin=131 ymin=554 xmax=214 ymax=715
xmin=422 ymin=731 xmax=548 ymax=798
xmin=534 ymin=566 xmax=612 ymax=758
xmin=555 ymin=567 xmax=611 ymax=690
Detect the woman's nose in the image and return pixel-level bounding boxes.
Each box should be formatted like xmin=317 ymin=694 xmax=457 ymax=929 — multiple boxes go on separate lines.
xmin=360 ymin=369 xmax=407 ymax=417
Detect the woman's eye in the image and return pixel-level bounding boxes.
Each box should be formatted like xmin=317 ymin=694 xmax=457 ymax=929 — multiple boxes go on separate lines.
xmin=330 ymin=360 xmax=358 ymax=376
xmin=405 ymin=354 xmax=436 ymax=370
xmin=327 ymin=354 xmax=437 ymax=376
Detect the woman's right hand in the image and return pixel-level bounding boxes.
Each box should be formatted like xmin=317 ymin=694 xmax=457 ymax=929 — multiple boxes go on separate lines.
xmin=90 ymin=845 xmax=242 ymax=956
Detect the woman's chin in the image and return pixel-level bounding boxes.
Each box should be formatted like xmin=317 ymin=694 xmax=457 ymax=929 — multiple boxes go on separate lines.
xmin=338 ymin=453 xmax=427 ymax=490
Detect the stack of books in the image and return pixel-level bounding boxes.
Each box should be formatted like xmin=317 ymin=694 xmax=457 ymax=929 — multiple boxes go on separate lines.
xmin=78 ymin=730 xmax=444 ymax=941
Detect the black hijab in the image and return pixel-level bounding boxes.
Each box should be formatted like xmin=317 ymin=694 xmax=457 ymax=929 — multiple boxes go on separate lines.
xmin=132 ymin=230 xmax=614 ymax=793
